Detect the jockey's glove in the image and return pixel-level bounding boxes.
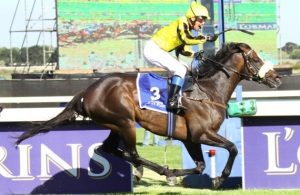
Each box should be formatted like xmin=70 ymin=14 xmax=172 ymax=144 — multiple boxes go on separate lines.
xmin=206 ymin=34 xmax=219 ymax=42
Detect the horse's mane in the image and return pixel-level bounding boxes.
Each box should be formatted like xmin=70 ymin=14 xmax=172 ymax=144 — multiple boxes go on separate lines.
xmin=195 ymin=42 xmax=251 ymax=79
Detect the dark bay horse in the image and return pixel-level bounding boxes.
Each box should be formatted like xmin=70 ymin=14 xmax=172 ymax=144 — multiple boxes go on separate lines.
xmin=15 ymin=42 xmax=282 ymax=188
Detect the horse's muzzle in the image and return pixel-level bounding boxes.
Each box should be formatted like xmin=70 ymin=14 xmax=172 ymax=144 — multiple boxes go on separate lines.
xmin=267 ymin=75 xmax=282 ymax=88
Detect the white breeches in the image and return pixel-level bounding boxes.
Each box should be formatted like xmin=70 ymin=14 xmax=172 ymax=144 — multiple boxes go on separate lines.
xmin=143 ymin=40 xmax=188 ymax=78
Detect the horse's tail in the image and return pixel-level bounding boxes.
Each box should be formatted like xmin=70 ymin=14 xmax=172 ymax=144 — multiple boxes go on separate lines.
xmin=15 ymin=90 xmax=86 ymax=146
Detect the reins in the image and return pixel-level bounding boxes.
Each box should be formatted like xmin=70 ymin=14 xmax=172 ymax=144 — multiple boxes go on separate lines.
xmin=185 ymin=47 xmax=262 ymax=109
xmin=185 ymin=96 xmax=228 ymax=109
xmin=202 ymin=49 xmax=258 ymax=80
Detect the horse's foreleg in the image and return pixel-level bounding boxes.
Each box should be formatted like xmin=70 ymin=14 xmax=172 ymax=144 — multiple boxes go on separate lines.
xmin=200 ymin=131 xmax=238 ymax=188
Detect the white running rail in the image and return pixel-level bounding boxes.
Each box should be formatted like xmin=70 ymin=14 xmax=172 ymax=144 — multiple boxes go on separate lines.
xmin=1 ymin=90 xmax=300 ymax=122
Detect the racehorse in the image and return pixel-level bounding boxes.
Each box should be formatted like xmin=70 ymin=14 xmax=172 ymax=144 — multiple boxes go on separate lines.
xmin=58 ymin=32 xmax=77 ymax=46
xmin=15 ymin=42 xmax=282 ymax=188
xmin=75 ymin=29 xmax=92 ymax=43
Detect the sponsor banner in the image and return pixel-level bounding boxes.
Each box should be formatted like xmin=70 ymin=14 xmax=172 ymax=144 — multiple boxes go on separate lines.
xmin=0 ymin=124 xmax=132 ymax=194
xmin=243 ymin=117 xmax=300 ymax=189
xmin=237 ymin=23 xmax=277 ymax=31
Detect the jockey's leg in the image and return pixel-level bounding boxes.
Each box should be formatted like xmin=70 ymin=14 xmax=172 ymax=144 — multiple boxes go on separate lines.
xmin=143 ymin=40 xmax=188 ymax=111
xmin=167 ymin=75 xmax=187 ymax=111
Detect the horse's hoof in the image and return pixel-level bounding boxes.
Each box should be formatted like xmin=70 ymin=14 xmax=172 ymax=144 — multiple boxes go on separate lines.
xmin=212 ymin=177 xmax=221 ymax=189
xmin=166 ymin=176 xmax=178 ymax=186
xmin=133 ymin=169 xmax=142 ymax=181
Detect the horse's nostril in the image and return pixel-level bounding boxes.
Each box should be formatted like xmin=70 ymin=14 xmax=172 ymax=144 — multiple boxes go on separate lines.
xmin=275 ymin=76 xmax=282 ymax=82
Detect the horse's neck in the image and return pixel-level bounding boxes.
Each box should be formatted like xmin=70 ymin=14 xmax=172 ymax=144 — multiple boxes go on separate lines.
xmin=199 ymin=71 xmax=240 ymax=104
xmin=218 ymin=72 xmax=241 ymax=103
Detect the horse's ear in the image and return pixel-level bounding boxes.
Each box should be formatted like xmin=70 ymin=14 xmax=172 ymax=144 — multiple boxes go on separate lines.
xmin=237 ymin=43 xmax=251 ymax=53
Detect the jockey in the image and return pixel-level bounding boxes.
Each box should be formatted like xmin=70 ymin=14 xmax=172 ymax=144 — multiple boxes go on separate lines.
xmin=143 ymin=1 xmax=218 ymax=111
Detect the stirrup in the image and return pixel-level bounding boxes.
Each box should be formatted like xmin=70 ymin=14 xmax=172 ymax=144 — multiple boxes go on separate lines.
xmin=167 ymin=102 xmax=187 ymax=110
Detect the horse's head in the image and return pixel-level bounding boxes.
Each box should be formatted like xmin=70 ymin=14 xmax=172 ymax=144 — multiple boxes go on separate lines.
xmin=195 ymin=43 xmax=282 ymax=89
xmin=236 ymin=43 xmax=282 ymax=88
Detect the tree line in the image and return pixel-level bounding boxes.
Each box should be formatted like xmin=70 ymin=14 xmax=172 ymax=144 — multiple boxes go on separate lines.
xmin=0 ymin=42 xmax=299 ymax=67
xmin=0 ymin=45 xmax=58 ymax=66
xmin=282 ymin=42 xmax=300 ymax=59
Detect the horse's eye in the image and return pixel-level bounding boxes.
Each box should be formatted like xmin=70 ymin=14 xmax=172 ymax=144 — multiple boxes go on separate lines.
xmin=253 ymin=58 xmax=260 ymax=63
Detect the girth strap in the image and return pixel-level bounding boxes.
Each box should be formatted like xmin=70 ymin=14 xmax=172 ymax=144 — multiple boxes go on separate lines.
xmin=167 ymin=111 xmax=176 ymax=138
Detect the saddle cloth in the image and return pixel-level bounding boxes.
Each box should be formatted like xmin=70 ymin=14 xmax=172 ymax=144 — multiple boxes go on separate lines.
xmin=136 ymin=72 xmax=169 ymax=114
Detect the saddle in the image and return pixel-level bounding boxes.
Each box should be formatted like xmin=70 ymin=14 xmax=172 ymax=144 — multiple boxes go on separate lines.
xmin=137 ymin=72 xmax=195 ymax=138
xmin=182 ymin=75 xmax=193 ymax=92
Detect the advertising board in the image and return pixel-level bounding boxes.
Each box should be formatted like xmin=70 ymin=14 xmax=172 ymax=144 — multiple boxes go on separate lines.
xmin=243 ymin=116 xmax=300 ymax=189
xmin=0 ymin=122 xmax=132 ymax=194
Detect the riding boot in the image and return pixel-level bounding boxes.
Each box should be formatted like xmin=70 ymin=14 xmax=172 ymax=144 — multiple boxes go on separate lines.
xmin=167 ymin=84 xmax=187 ymax=110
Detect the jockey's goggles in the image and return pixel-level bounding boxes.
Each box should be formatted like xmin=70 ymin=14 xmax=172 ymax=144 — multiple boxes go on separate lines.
xmin=196 ymin=16 xmax=207 ymax=23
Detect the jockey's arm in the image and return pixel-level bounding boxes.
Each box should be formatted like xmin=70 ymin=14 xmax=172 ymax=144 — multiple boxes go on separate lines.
xmin=178 ymin=19 xmax=206 ymax=46
xmin=175 ymin=45 xmax=194 ymax=58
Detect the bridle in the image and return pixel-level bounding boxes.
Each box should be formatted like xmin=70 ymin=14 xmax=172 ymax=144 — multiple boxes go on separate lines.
xmin=199 ymin=48 xmax=266 ymax=83
xmin=187 ymin=46 xmax=273 ymax=109
xmin=187 ymin=44 xmax=280 ymax=109
xmin=241 ymin=49 xmax=265 ymax=83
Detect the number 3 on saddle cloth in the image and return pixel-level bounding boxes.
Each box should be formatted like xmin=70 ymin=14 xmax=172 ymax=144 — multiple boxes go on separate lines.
xmin=137 ymin=72 xmax=193 ymax=137
xmin=137 ymin=72 xmax=193 ymax=113
xmin=137 ymin=72 xmax=169 ymax=114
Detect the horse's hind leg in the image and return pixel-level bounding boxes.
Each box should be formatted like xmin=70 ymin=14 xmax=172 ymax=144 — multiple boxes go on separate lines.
xmin=200 ymin=131 xmax=238 ymax=188
xmin=101 ymin=131 xmax=122 ymax=157
xmin=100 ymin=131 xmax=145 ymax=179
xmin=101 ymin=130 xmax=142 ymax=167
xmin=119 ymin=125 xmax=182 ymax=184
xmin=154 ymin=141 xmax=206 ymax=182
xmin=182 ymin=141 xmax=206 ymax=174
xmin=117 ymin=125 xmax=147 ymax=181
xmin=98 ymin=125 xmax=179 ymax=184
xmin=133 ymin=165 xmax=144 ymax=181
